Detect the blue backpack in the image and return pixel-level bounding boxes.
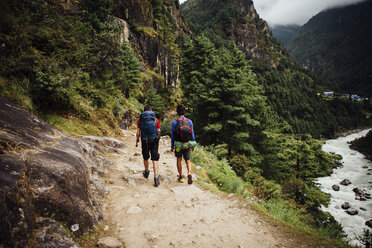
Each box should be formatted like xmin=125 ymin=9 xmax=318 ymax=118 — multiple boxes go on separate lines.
xmin=140 ymin=111 xmax=157 ymax=138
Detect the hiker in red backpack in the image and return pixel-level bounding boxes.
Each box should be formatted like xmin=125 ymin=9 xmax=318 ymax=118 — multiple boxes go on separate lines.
xmin=171 ymin=104 xmax=195 ymax=184
xmin=136 ymin=105 xmax=161 ymax=187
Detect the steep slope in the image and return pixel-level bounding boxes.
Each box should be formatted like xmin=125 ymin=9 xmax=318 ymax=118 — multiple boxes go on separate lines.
xmin=271 ymin=24 xmax=300 ymax=46
xmin=287 ymin=0 xmax=372 ymax=96
xmin=181 ymin=0 xmax=287 ymax=67
xmin=112 ymin=0 xmax=190 ymax=87
xmin=181 ymin=0 xmax=369 ymax=138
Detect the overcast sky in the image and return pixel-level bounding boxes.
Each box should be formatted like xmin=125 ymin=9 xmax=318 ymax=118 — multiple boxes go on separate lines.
xmin=180 ymin=0 xmax=366 ymax=26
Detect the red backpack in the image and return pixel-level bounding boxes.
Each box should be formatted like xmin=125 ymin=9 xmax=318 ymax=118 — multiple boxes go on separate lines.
xmin=174 ymin=118 xmax=193 ymax=142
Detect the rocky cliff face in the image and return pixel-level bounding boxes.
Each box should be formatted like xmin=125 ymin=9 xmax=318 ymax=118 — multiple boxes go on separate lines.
xmin=112 ymin=0 xmax=190 ymax=88
xmin=229 ymin=0 xmax=287 ymax=67
xmin=0 ymin=96 xmax=126 ymax=247
xmin=182 ymin=0 xmax=287 ymax=67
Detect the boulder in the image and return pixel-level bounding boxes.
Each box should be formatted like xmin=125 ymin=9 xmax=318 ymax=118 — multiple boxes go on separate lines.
xmin=346 ymin=209 xmax=358 ymax=215
xmin=366 ymin=220 xmax=372 ymax=228
xmin=332 ymin=185 xmax=340 ymax=191
xmin=0 ymin=97 xmax=118 ymax=246
xmin=341 ymin=202 xmax=351 ymax=209
xmin=340 ymin=179 xmax=352 ymax=185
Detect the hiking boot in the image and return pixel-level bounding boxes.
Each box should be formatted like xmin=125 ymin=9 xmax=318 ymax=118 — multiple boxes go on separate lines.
xmin=143 ymin=170 xmax=150 ymax=179
xmin=154 ymin=175 xmax=160 ymax=187
xmin=187 ymin=173 xmax=193 ymax=185
xmin=178 ymin=175 xmax=184 ymax=183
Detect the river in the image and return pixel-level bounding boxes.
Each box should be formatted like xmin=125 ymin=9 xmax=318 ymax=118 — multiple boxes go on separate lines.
xmin=317 ymin=129 xmax=372 ymax=246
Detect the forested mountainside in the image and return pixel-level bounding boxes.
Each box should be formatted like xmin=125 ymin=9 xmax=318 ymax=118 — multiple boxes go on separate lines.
xmin=287 ymin=0 xmax=372 ymax=96
xmin=179 ymin=0 xmax=369 ymax=244
xmin=271 ymin=24 xmax=300 ymax=46
xmin=181 ymin=0 xmax=369 ymax=138
xmin=0 ymin=0 xmax=371 ymax=246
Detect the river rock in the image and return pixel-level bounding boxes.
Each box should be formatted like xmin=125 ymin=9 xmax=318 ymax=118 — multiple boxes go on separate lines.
xmin=340 ymin=179 xmax=352 ymax=185
xmin=0 ymin=96 xmax=106 ymax=246
xmin=332 ymin=185 xmax=340 ymax=191
xmin=353 ymin=187 xmax=364 ymax=195
xmin=346 ymin=209 xmax=358 ymax=215
xmin=366 ymin=220 xmax=372 ymax=228
xmin=341 ymin=202 xmax=351 ymax=209
xmin=97 ymin=237 xmax=122 ymax=248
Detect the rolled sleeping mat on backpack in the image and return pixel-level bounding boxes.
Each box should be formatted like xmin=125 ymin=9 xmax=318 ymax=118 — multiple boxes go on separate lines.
xmin=175 ymin=141 xmax=197 ymax=151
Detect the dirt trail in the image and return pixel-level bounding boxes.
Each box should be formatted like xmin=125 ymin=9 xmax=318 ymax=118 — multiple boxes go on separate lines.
xmin=103 ymin=131 xmax=296 ymax=248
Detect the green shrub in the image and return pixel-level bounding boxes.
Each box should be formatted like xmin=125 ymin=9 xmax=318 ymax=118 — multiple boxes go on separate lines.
xmin=229 ymin=153 xmax=251 ymax=177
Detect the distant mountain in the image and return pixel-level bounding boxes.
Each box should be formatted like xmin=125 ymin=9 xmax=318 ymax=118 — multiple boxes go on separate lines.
xmin=287 ymin=0 xmax=372 ymax=96
xmin=271 ymin=24 xmax=300 ymax=46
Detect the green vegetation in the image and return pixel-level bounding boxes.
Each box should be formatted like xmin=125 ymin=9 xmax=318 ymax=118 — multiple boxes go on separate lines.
xmin=191 ymin=146 xmax=348 ymax=246
xmin=253 ymin=63 xmax=370 ymax=137
xmin=181 ymin=0 xmax=370 ymax=138
xmin=179 ymin=34 xmax=348 ymax=244
xmin=0 ymin=0 xmax=369 ymax=246
xmin=287 ymin=0 xmax=372 ymax=96
xmin=350 ymin=130 xmax=372 ymax=160
xmin=180 ymin=0 xmax=371 ymax=245
xmin=0 ymin=0 xmax=142 ymax=135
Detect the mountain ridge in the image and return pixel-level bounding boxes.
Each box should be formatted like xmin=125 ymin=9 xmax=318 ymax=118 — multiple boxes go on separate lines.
xmin=287 ymin=0 xmax=372 ymax=96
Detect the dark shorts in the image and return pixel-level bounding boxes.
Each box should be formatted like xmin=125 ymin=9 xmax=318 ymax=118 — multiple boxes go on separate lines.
xmin=175 ymin=148 xmax=191 ymax=160
xmin=141 ymin=136 xmax=160 ymax=161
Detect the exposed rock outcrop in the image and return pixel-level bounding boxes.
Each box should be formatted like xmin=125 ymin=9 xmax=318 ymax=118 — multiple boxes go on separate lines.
xmin=112 ymin=0 xmax=190 ymax=88
xmin=0 ymin=96 xmax=125 ymax=246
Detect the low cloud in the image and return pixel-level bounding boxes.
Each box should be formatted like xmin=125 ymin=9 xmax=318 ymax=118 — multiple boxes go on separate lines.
xmin=253 ymin=0 xmax=367 ymax=26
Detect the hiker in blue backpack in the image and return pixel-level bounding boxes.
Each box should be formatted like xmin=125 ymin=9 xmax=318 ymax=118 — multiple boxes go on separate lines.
xmin=136 ymin=105 xmax=161 ymax=187
xmin=171 ymin=104 xmax=195 ymax=184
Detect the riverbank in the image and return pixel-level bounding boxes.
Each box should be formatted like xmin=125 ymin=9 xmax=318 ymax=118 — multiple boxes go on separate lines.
xmin=333 ymin=127 xmax=372 ymax=138
xmin=350 ymin=129 xmax=372 ymax=161
xmin=317 ymin=129 xmax=372 ymax=246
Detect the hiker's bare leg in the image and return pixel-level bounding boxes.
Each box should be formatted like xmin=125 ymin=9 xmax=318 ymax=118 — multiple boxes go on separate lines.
xmin=152 ymin=160 xmax=159 ymax=175
xmin=186 ymin=159 xmax=192 ymax=174
xmin=144 ymin=160 xmax=149 ymax=171
xmin=177 ymin=157 xmax=183 ymax=176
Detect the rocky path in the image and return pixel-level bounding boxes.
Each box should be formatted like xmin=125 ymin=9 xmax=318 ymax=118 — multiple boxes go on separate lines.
xmin=102 ymin=131 xmax=311 ymax=248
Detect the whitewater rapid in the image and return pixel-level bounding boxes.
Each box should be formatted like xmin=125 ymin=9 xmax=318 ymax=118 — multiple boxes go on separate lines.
xmin=317 ymin=129 xmax=372 ymax=246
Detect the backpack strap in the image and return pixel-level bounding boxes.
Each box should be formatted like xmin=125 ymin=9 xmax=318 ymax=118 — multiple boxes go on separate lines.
xmin=176 ymin=117 xmax=188 ymax=122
